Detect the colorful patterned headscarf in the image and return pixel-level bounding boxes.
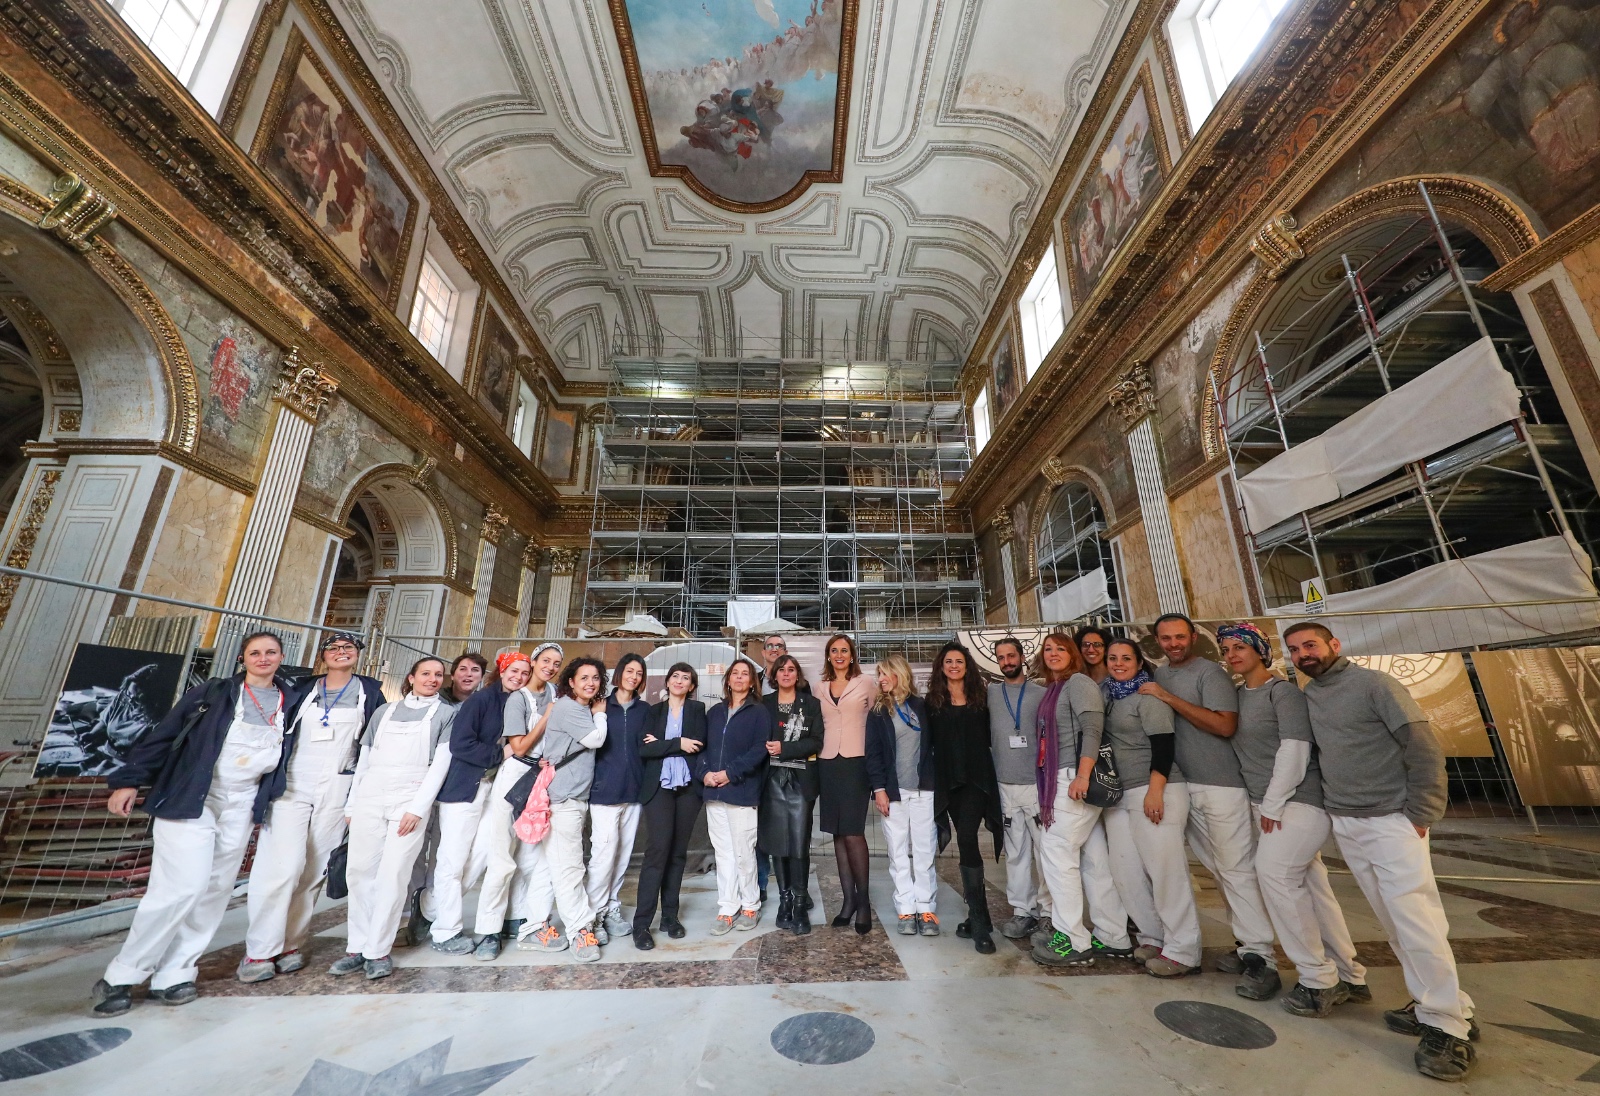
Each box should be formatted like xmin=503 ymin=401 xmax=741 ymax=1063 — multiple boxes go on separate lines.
xmin=1216 ymin=621 xmax=1272 ymax=665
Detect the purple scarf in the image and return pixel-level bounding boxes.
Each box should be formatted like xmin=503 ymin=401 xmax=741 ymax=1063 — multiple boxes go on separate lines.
xmin=1035 ymin=679 xmax=1067 ymax=829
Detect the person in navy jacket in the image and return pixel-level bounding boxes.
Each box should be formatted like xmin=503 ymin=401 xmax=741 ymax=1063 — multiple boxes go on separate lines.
xmin=93 ymin=631 xmax=308 ymax=1016
xmin=425 ymin=650 xmax=531 ymax=954
xmin=698 ymin=657 xmax=773 ymax=934
xmin=865 ymin=653 xmax=939 ymax=935
xmin=585 ymin=653 xmax=649 ymax=941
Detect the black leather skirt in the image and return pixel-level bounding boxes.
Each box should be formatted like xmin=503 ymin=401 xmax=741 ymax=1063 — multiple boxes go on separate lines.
xmin=759 ymin=766 xmax=816 ymax=857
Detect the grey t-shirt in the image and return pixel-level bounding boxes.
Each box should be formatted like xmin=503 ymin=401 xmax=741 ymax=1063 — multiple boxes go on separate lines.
xmin=1302 ymin=658 xmax=1447 ymax=826
xmin=1154 ymin=658 xmax=1243 ymax=788
xmin=892 ymin=709 xmax=921 ymax=792
xmin=987 ymin=679 xmax=1043 ymax=784
xmin=1044 ymin=675 xmax=1106 ymax=765
xmin=1234 ymin=679 xmax=1322 ymax=808
xmin=239 ymin=685 xmax=282 ymax=728
xmin=1104 ymin=693 xmax=1183 ymax=790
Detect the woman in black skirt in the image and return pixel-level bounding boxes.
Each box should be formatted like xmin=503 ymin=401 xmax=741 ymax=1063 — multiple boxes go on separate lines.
xmin=925 ymin=641 xmax=1004 ymax=953
xmin=817 ymin=633 xmax=877 ymax=934
xmin=760 ymin=654 xmax=823 ymax=934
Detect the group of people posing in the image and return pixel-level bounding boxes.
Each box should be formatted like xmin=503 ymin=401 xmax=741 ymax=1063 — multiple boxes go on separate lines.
xmin=87 ymin=613 xmax=1476 ymax=1082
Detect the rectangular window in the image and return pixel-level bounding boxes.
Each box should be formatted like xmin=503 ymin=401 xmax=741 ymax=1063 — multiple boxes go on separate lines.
xmin=972 ymin=388 xmax=991 ymax=454
xmin=512 ymin=381 xmax=539 ymax=457
xmin=1019 ymin=245 xmax=1065 ymax=377
xmin=408 ymin=256 xmax=458 ymax=361
xmin=114 ymin=0 xmax=215 ymax=78
xmin=1167 ymin=0 xmax=1293 ymax=125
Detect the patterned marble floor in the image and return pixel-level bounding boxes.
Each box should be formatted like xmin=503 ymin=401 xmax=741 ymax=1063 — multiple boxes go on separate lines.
xmin=5 ymin=820 xmax=1600 ymax=1094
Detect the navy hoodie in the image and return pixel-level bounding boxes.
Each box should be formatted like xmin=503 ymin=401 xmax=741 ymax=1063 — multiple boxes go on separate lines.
xmin=438 ymin=685 xmax=512 ymax=802
xmin=590 ymin=693 xmax=648 ymax=805
xmin=696 ymin=699 xmax=772 ymax=807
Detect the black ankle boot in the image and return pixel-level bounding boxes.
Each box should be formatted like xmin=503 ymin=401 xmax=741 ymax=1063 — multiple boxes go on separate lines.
xmin=961 ymin=866 xmax=996 ymax=954
xmin=793 ymin=896 xmax=812 ymax=934
xmin=776 ymin=889 xmax=796 ymax=932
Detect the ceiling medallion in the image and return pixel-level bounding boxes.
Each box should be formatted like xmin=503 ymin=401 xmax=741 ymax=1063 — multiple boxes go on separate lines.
xmin=607 ymin=0 xmax=858 ymax=213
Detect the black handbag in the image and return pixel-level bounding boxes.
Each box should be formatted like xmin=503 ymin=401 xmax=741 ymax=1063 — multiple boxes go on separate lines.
xmin=325 ymin=841 xmax=349 ymax=900
xmin=1081 ymin=736 xmax=1123 ymax=808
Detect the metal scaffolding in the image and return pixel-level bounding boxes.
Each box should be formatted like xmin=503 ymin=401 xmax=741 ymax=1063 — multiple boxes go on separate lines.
xmin=583 ymin=357 xmax=983 ymax=640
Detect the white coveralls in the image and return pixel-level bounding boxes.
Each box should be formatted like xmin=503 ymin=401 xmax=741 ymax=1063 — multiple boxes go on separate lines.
xmin=244 ymin=680 xmax=366 ymax=960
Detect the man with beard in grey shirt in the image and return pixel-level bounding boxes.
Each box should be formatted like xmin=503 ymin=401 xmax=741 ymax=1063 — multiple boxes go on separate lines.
xmin=986 ymin=637 xmax=1047 ymax=940
xmin=1285 ymin=621 xmax=1475 ymax=1083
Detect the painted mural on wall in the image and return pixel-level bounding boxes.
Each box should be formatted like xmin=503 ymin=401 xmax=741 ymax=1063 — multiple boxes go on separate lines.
xmin=301 ymin=398 xmax=412 ymax=515
xmin=254 ymin=29 xmax=417 ymax=305
xmin=474 ymin=308 xmax=519 ymax=427
xmin=539 ymin=404 xmax=580 ymax=483
xmin=200 ymin=319 xmax=278 ymax=447
xmin=1064 ymin=66 xmax=1168 ymax=306
xmin=610 ymin=0 xmax=854 ymax=209
xmin=1151 ymin=265 xmax=1254 ymax=484
xmin=990 ymin=328 xmax=1020 ymax=422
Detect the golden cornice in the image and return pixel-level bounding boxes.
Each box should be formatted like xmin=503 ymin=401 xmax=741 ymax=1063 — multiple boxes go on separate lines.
xmin=292 ymin=506 xmax=355 ymax=539
xmin=1482 ymin=203 xmax=1600 ymax=293
xmin=957 ymin=0 xmax=1500 ymax=513
xmin=37 ymin=170 xmax=115 ymax=249
xmin=18 ymin=437 xmax=257 ymax=496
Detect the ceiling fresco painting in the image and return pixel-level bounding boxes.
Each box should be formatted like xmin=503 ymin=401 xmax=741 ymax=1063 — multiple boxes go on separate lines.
xmin=610 ymin=0 xmax=856 ymax=211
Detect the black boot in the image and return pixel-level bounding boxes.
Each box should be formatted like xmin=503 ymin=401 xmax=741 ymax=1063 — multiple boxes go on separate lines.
xmin=796 ymin=852 xmax=813 ymax=910
xmin=961 ymin=866 xmax=996 ymax=955
xmin=776 ymin=889 xmax=797 ymax=932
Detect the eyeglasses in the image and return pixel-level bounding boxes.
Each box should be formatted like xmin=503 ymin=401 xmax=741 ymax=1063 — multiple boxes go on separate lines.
xmin=325 ymin=644 xmax=359 ymax=654
xmin=764 ymin=642 xmax=786 ymax=650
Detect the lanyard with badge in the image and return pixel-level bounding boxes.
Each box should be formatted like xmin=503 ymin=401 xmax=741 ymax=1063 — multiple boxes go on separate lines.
xmin=1001 ymin=681 xmax=1028 ymax=749
xmin=893 ymin=700 xmax=919 ymax=730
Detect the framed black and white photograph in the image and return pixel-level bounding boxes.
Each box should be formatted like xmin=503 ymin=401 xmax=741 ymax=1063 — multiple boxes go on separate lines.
xmin=34 ymin=644 xmax=187 ymax=780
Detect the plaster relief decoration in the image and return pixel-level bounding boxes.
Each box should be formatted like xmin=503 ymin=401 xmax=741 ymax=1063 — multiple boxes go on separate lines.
xmin=539 ymin=403 xmax=581 ymax=483
xmin=1063 ymin=64 xmax=1169 ymax=306
xmin=253 ymin=28 xmax=418 ymax=307
xmin=473 ymin=305 xmax=521 ymax=428
xmin=608 ymin=0 xmax=857 ymax=211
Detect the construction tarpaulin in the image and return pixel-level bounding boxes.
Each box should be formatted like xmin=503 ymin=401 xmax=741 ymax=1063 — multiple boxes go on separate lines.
xmin=1039 ymin=567 xmax=1110 ymax=623
xmin=1237 ymin=338 xmax=1521 ymax=533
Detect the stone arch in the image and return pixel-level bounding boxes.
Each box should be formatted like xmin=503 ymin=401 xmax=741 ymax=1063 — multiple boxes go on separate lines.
xmin=1031 ymin=475 xmax=1122 ymax=622
xmin=1022 ymin=463 xmax=1119 ymax=579
xmin=1200 ymin=175 xmax=1542 ymax=459
xmin=336 ymin=463 xmax=458 ymax=581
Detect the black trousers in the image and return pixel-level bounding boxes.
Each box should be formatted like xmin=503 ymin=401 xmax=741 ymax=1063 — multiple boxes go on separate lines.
xmin=633 ymin=785 xmax=703 ymax=930
xmin=947 ymin=784 xmax=988 ymax=869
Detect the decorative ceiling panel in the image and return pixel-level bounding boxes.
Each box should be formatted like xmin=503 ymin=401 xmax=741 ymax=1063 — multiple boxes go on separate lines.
xmin=326 ymin=0 xmax=1140 ymax=376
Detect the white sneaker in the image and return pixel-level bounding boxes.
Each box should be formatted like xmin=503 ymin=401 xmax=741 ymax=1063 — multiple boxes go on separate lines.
xmin=604 ymin=907 xmax=631 ymax=939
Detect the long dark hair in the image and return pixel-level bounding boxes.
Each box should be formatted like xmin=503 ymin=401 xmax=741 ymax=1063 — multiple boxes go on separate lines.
xmin=402 ymin=656 xmax=448 ymax=696
xmin=611 ymin=653 xmax=647 ymax=700
xmin=925 ymin=641 xmax=987 ymax=713
xmin=721 ymin=657 xmax=760 ymax=706
xmin=769 ymin=653 xmax=809 ymax=695
xmin=821 ymin=633 xmax=861 ymax=681
xmin=556 ymin=657 xmax=608 ymax=699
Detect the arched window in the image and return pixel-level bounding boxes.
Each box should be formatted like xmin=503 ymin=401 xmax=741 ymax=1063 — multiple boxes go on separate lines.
xmin=1035 ymin=482 xmax=1121 ymax=622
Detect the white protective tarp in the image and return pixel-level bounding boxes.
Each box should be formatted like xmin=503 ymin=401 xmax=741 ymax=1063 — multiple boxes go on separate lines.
xmin=1272 ymin=535 xmax=1600 ymax=654
xmin=1237 ymin=338 xmax=1521 ymax=533
xmin=726 ymin=598 xmax=778 ymax=629
xmin=1039 ymin=567 xmax=1110 ymax=623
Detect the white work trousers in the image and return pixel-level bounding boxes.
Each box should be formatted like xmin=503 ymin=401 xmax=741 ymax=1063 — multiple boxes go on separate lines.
xmin=882 ymin=789 xmax=937 ymax=916
xmin=344 ymin=804 xmax=428 ymax=959
xmin=546 ymin=799 xmax=597 ymax=931
xmin=585 ymin=802 xmax=641 ymax=918
xmin=1036 ymin=769 xmax=1104 ymax=952
xmin=428 ymin=782 xmax=491 ymax=942
xmin=1104 ymin=782 xmax=1202 ymax=967
xmin=1332 ymin=813 xmax=1474 ymax=1040
xmin=998 ymin=782 xmax=1050 ymax=919
xmin=104 ymin=782 xmax=257 ymax=990
xmin=705 ymin=801 xmax=760 ymax=916
xmin=472 ymin=762 xmax=531 ymax=936
xmin=1185 ymin=783 xmax=1276 ymax=959
xmin=1252 ymin=801 xmax=1366 ymax=990
xmin=244 ymin=772 xmax=352 ymax=960
xmin=1082 ymin=813 xmax=1133 ymax=949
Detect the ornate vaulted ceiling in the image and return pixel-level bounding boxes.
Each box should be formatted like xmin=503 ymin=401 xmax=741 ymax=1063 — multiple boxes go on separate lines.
xmin=326 ymin=0 xmax=1137 ymax=375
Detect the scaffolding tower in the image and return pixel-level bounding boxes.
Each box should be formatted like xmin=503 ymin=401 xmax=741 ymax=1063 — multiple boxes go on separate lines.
xmin=584 ymin=357 xmax=983 ymax=640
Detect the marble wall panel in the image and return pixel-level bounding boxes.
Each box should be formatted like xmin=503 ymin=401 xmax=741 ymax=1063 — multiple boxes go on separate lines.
xmin=1114 ymin=520 xmax=1160 ymax=622
xmin=1170 ymin=475 xmax=1249 ymax=621
xmin=263 ymin=518 xmax=332 ymax=625
xmin=137 ymin=469 xmax=247 ymax=614
xmin=1564 ymin=235 xmax=1600 ymax=334
xmin=483 ymin=605 xmax=518 ymax=645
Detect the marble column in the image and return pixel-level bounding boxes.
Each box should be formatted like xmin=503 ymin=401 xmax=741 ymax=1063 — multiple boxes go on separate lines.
xmin=514 ymin=541 xmax=542 ymax=637
xmin=992 ymin=510 xmax=1019 ymax=626
xmin=468 ymin=506 xmax=508 ymax=644
xmin=542 ymin=546 xmax=581 ymax=638
xmin=1110 ymin=362 xmax=1190 ymax=616
xmin=217 ymin=349 xmax=337 ymax=664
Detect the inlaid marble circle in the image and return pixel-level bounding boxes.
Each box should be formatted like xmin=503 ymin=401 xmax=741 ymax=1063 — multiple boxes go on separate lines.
xmin=1154 ymin=1001 xmax=1277 ymax=1049
xmin=770 ymin=1012 xmax=876 ymax=1065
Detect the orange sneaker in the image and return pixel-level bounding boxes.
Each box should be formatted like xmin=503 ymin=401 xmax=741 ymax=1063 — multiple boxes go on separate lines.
xmin=919 ymin=912 xmax=941 ymax=937
xmin=711 ymin=914 xmax=736 ymax=936
xmin=572 ymin=926 xmax=601 ymax=963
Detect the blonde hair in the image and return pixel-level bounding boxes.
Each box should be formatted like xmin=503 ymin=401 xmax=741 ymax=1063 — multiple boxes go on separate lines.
xmin=873 ymin=653 xmax=918 ymax=711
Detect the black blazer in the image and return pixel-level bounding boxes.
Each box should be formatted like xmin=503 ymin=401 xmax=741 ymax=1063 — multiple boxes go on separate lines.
xmin=108 ymin=672 xmax=309 ymax=823
xmin=637 ymin=698 xmax=707 ymax=805
xmin=761 ymin=691 xmax=823 ymax=800
xmin=865 ymin=694 xmax=935 ymax=801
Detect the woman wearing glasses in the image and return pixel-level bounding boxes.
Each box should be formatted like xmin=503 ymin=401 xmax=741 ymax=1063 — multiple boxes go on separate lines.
xmin=241 ymin=632 xmax=384 ymax=982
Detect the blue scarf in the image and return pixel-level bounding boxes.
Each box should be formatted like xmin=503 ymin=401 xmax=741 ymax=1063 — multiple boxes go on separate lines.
xmin=1102 ymin=669 xmax=1152 ymax=703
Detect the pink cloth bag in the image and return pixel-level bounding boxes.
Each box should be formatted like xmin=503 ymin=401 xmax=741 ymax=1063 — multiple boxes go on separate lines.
xmin=513 ymin=760 xmax=556 ymax=844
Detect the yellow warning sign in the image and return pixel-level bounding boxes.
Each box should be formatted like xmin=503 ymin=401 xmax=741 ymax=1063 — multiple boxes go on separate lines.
xmin=1301 ymin=578 xmax=1326 ymax=614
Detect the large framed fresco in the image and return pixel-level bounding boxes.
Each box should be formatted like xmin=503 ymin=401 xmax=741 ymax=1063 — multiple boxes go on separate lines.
xmin=539 ymin=404 xmax=581 ymax=484
xmin=1062 ymin=63 xmax=1170 ymax=307
xmin=990 ymin=324 xmax=1021 ymax=422
xmin=472 ymin=304 xmax=520 ymax=428
xmin=607 ymin=0 xmax=858 ymax=212
xmin=252 ymin=28 xmax=417 ymax=307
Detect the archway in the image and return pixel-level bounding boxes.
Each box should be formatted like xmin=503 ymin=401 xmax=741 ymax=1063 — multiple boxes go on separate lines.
xmin=1034 ymin=481 xmax=1121 ymax=623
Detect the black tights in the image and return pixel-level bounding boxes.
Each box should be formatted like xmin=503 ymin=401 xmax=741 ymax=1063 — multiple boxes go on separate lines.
xmin=948 ymin=785 xmax=988 ymax=870
xmin=833 ymin=834 xmax=870 ymax=914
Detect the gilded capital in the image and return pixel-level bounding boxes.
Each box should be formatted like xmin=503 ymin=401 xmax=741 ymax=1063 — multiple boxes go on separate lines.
xmin=38 ymin=172 xmax=116 ymax=250
xmin=480 ymin=505 xmax=509 ymax=545
xmin=1108 ymin=361 xmax=1155 ymax=428
xmin=1042 ymin=456 xmax=1069 ymax=487
xmin=1250 ymin=211 xmax=1303 ymax=278
xmin=521 ymin=541 xmax=543 ymax=570
xmin=273 ymin=347 xmax=339 ymax=422
xmin=547 ymin=546 xmax=581 ymax=576
xmin=410 ymin=455 xmax=437 ymax=486
xmin=990 ymin=510 xmax=1016 ymax=544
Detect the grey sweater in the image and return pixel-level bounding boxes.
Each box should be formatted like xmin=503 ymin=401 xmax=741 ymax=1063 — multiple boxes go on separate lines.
xmin=1302 ymin=658 xmax=1447 ymax=826
xmin=1049 ymin=674 xmax=1107 ymax=765
xmin=1153 ymin=657 xmax=1243 ymax=788
xmin=542 ymin=696 xmax=607 ymax=803
xmin=1104 ymin=692 xmax=1184 ymax=790
xmin=987 ymin=679 xmax=1044 ymax=784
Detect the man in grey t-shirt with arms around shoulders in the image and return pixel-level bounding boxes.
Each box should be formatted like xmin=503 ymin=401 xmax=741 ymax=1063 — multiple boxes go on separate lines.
xmin=1286 ymin=621 xmax=1476 ymax=1083
xmin=986 ymin=636 xmax=1049 ymax=940
xmin=1139 ymin=613 xmax=1277 ymax=990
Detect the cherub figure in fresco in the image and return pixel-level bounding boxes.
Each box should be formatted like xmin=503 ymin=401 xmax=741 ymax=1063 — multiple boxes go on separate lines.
xmin=1440 ymin=0 xmax=1600 ymax=175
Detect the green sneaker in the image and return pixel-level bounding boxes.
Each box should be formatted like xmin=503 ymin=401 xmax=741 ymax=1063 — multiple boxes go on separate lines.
xmin=1090 ymin=937 xmax=1134 ymax=960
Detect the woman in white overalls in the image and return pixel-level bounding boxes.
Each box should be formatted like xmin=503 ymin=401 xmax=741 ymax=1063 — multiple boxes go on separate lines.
xmin=332 ymin=656 xmax=457 ymax=979
xmin=93 ymin=631 xmax=305 ymax=1016
xmin=240 ymin=632 xmax=384 ymax=981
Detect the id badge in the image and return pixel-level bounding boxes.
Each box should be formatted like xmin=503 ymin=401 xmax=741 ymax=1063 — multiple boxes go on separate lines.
xmin=308 ymin=720 xmax=335 ymax=742
xmin=1009 ymin=734 xmax=1027 ymax=749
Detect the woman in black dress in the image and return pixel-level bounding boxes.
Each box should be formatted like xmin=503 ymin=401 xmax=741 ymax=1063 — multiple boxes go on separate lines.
xmin=925 ymin=641 xmax=1004 ymax=953
xmin=760 ymin=654 xmax=823 ymax=935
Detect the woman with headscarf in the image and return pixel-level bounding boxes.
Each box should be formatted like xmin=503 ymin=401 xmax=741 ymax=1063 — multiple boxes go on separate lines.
xmin=333 ymin=656 xmax=456 ymax=980
xmin=241 ymin=632 xmax=384 ymax=981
